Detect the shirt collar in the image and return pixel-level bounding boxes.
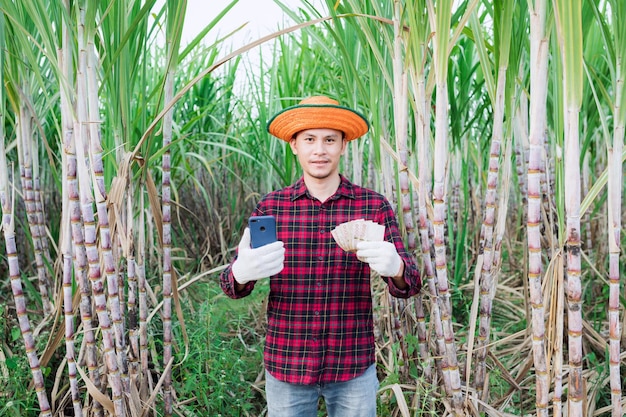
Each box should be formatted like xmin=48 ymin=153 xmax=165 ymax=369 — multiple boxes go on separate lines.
xmin=291 ymin=174 xmax=356 ymax=201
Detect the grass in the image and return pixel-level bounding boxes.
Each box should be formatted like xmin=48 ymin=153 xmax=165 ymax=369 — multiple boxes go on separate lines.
xmin=172 ymin=278 xmax=268 ymax=416
xmin=0 ymin=302 xmax=42 ymax=416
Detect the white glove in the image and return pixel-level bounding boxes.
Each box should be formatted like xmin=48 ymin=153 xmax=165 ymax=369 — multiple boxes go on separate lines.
xmin=356 ymin=241 xmax=402 ymax=277
xmin=232 ymin=228 xmax=285 ymax=284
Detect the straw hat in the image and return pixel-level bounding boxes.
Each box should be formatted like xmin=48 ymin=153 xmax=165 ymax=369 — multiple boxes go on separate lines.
xmin=267 ymin=96 xmax=369 ymax=142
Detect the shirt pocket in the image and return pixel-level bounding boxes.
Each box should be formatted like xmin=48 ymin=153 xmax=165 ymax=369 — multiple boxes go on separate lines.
xmin=334 ymin=247 xmax=363 ymax=275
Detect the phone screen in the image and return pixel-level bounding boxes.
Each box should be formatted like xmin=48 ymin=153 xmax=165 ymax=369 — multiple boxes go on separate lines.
xmin=249 ymin=215 xmax=277 ymax=248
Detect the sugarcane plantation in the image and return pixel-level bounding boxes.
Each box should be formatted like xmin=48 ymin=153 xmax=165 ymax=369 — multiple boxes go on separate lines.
xmin=0 ymin=0 xmax=624 ymax=416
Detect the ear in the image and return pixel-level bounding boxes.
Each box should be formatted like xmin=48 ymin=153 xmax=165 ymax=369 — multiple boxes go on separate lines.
xmin=289 ymin=138 xmax=298 ymax=154
xmin=340 ymin=138 xmax=347 ymax=155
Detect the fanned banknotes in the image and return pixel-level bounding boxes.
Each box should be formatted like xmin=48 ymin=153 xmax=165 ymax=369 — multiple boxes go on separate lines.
xmin=330 ymin=219 xmax=385 ymax=252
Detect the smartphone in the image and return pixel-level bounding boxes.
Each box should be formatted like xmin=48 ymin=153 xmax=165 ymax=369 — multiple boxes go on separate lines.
xmin=249 ymin=215 xmax=277 ymax=248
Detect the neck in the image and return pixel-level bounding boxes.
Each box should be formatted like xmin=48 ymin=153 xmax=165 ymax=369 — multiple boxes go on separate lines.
xmin=303 ymin=173 xmax=341 ymax=202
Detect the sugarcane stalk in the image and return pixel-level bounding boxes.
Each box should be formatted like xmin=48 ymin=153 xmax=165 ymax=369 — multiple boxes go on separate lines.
xmin=27 ymin=95 xmax=53 ymax=314
xmin=3 ymin=198 xmax=53 ymax=417
xmin=474 ymin=0 xmax=515 ymax=394
xmin=527 ymin=0 xmax=550 ymax=415
xmin=513 ymin=82 xmax=529 ymax=212
xmin=607 ymin=1 xmax=625 ymax=411
xmin=117 ymin=179 xmax=134 ymax=379
xmin=406 ymin=0 xmax=438 ymax=385
xmin=475 ymin=66 xmax=506 ymax=401
xmin=413 ymin=82 xmax=444 ymax=393
xmin=411 ymin=48 xmax=443 ymax=390
xmin=67 ymin=129 xmax=102 ymax=415
xmin=0 ymin=99 xmax=51 ymax=416
xmin=33 ymin=180 xmax=50 ymax=266
xmin=429 ymin=0 xmax=463 ymax=412
xmin=76 ymin=91 xmax=125 ymax=417
xmin=162 ymin=55 xmax=175 ymax=417
xmin=16 ymin=98 xmax=53 ymax=317
xmin=115 ymin=155 xmax=140 ymax=379
xmin=607 ymin=153 xmax=622 ymax=417
xmin=550 ymin=256 xmax=565 ymax=417
xmin=416 ymin=190 xmax=449 ymax=393
xmin=449 ymin=152 xmax=462 ymax=232
xmin=86 ymin=35 xmax=130 ymax=393
xmin=62 ymin=248 xmax=84 ymax=417
xmin=59 ymin=62 xmax=82 ymax=415
xmin=387 ymin=0 xmax=416 ymax=378
xmin=127 ymin=253 xmax=140 ymax=377
xmin=161 ymin=2 xmax=187 ymax=412
xmin=393 ymin=1 xmax=414 ymax=252
xmin=491 ymin=126 xmax=514 ymax=334
xmin=58 ymin=24 xmax=104 ymax=413
xmin=137 ymin=194 xmax=150 ymax=392
xmin=555 ymin=1 xmax=584 ymax=415
xmin=563 ymin=121 xmax=583 ymax=417
xmin=433 ymin=80 xmax=463 ymax=414
xmin=76 ymin=4 xmax=124 ymax=415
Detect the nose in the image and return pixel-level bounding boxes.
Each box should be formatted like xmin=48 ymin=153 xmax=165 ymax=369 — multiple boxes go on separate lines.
xmin=312 ymin=139 xmax=326 ymax=155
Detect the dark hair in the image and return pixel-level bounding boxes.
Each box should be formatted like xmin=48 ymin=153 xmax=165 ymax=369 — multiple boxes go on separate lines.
xmin=291 ymin=130 xmax=346 ymax=141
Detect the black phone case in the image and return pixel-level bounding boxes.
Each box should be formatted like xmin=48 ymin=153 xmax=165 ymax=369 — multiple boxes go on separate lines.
xmin=249 ymin=215 xmax=277 ymax=248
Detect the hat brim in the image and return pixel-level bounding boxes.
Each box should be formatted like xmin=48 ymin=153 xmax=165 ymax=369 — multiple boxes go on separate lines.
xmin=267 ymin=104 xmax=369 ymax=142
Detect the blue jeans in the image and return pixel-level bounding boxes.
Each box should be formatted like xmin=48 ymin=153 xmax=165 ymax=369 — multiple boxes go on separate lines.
xmin=265 ymin=364 xmax=379 ymax=417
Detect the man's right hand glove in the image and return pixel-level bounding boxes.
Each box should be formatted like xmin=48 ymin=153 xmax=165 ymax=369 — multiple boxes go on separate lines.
xmin=232 ymin=228 xmax=285 ymax=285
xmin=356 ymin=240 xmax=402 ymax=278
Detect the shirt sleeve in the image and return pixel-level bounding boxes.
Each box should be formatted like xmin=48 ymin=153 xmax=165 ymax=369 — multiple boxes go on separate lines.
xmin=384 ymin=258 xmax=421 ymax=298
xmin=219 ymin=261 xmax=256 ymax=299
xmin=378 ymin=199 xmax=422 ymax=299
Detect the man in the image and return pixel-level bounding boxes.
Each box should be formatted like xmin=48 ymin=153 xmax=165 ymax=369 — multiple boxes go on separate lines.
xmin=220 ymin=95 xmax=421 ymax=417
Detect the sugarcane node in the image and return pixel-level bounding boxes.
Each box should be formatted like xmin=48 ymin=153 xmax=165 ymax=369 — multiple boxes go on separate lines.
xmin=563 ymin=242 xmax=581 ymax=256
xmin=566 ymin=302 xmax=581 ymax=312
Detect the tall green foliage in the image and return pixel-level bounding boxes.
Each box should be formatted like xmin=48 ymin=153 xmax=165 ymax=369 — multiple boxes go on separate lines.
xmin=0 ymin=0 xmax=624 ymax=415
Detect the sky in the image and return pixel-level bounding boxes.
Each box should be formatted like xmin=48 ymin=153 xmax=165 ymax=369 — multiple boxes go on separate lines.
xmin=150 ymin=0 xmax=325 ymax=94
xmin=171 ymin=0 xmax=323 ymax=47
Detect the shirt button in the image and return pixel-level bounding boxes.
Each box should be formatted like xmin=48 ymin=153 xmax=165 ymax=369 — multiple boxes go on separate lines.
xmin=317 ymin=282 xmax=322 ymax=287
xmin=320 ymin=229 xmax=325 ymax=234
xmin=314 ymin=311 xmax=320 ymax=316
xmin=318 ymin=256 xmax=323 ymax=261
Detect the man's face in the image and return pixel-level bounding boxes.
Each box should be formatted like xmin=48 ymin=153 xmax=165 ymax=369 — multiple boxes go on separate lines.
xmin=290 ymin=128 xmax=347 ymax=181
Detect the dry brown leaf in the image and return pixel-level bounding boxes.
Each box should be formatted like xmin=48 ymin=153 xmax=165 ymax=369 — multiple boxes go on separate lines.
xmin=76 ymin=364 xmax=115 ymax=414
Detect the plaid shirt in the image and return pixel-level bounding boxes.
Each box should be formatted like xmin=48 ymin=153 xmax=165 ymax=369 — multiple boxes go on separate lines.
xmin=220 ymin=175 xmax=421 ymax=385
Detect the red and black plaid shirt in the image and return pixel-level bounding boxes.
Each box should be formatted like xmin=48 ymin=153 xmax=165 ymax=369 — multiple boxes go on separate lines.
xmin=220 ymin=175 xmax=421 ymax=385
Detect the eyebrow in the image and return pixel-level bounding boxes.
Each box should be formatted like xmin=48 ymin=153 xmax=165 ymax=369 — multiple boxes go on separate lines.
xmin=302 ymin=133 xmax=340 ymax=139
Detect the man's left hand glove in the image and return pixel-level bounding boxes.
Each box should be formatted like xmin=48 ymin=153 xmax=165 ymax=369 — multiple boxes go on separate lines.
xmin=356 ymin=241 xmax=402 ymax=277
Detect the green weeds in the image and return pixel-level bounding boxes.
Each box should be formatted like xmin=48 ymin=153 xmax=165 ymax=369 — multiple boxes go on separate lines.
xmin=0 ymin=303 xmax=40 ymax=416
xmin=172 ymin=279 xmax=267 ymax=416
